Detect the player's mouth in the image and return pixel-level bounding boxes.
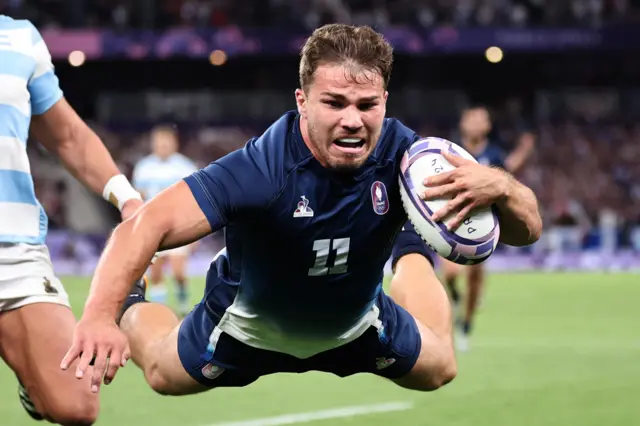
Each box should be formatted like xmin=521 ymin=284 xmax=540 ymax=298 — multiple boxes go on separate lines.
xmin=332 ymin=138 xmax=366 ymax=155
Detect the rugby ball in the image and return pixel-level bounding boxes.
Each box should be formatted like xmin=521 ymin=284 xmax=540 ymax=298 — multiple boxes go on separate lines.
xmin=399 ymin=137 xmax=500 ymax=265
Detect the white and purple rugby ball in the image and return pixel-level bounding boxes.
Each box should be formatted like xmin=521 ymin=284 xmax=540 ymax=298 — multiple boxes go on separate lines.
xmin=399 ymin=137 xmax=500 ymax=265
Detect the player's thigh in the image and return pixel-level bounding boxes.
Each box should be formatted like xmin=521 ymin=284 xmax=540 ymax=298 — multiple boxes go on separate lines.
xmin=0 ymin=301 xmax=99 ymax=421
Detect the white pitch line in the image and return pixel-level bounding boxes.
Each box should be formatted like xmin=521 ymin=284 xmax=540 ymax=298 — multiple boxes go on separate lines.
xmin=204 ymin=401 xmax=414 ymax=426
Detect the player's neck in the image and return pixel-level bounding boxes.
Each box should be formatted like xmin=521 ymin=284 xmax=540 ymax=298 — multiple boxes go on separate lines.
xmin=299 ymin=115 xmax=328 ymax=168
xmin=462 ymin=136 xmax=488 ymax=155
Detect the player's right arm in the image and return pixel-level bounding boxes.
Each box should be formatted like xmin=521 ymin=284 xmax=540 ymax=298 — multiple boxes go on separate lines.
xmin=63 ymin=142 xmax=277 ymax=383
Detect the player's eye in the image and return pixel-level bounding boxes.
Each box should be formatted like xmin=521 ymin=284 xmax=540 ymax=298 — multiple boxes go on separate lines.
xmin=323 ymin=100 xmax=343 ymax=109
xmin=358 ymin=103 xmax=376 ymax=111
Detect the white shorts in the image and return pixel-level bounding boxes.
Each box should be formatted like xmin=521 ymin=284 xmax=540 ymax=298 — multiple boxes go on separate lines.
xmin=0 ymin=243 xmax=70 ymax=312
xmin=156 ymin=244 xmax=192 ymax=258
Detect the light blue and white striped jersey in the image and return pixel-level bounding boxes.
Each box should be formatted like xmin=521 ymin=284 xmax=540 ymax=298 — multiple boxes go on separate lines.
xmin=132 ymin=153 xmax=199 ymax=199
xmin=0 ymin=16 xmax=63 ymax=245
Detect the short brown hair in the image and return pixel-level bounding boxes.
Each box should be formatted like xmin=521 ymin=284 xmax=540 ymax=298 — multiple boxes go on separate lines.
xmin=299 ymin=24 xmax=394 ymax=92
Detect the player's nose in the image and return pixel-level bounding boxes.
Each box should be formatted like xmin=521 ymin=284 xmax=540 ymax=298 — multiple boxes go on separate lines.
xmin=341 ymin=107 xmax=363 ymax=133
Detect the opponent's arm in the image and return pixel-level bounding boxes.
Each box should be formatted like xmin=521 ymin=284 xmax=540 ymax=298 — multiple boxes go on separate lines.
xmin=423 ymin=150 xmax=542 ymax=247
xmin=83 ymin=180 xmax=209 ymax=321
xmin=26 ymin=21 xmax=141 ymax=218
xmin=504 ymin=131 xmax=535 ymax=175
xmin=30 ymin=99 xmax=142 ymax=216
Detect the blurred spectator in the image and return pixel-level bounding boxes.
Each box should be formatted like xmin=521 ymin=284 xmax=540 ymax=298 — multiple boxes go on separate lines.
xmin=6 ymin=0 xmax=640 ymax=30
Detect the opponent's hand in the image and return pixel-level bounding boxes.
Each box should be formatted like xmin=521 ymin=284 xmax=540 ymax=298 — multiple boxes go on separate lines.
xmin=421 ymin=151 xmax=510 ymax=230
xmin=120 ymin=198 xmax=144 ymax=222
xmin=60 ymin=314 xmax=130 ymax=393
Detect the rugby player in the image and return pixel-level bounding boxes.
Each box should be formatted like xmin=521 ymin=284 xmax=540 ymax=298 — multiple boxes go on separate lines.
xmin=0 ymin=16 xmax=143 ymax=425
xmin=132 ymin=125 xmax=199 ymax=316
xmin=438 ymin=105 xmax=535 ymax=351
xmin=62 ymin=24 xmax=542 ymax=397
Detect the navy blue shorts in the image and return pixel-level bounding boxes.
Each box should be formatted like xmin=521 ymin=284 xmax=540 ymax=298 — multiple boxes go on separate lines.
xmin=177 ymin=286 xmax=421 ymax=388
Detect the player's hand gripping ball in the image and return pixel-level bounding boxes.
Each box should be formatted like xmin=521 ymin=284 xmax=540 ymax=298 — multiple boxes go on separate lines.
xmin=399 ymin=137 xmax=500 ymax=265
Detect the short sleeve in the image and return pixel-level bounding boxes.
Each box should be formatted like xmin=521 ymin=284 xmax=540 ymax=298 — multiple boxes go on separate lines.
xmin=27 ymin=22 xmax=63 ymax=115
xmin=184 ymin=138 xmax=277 ymax=232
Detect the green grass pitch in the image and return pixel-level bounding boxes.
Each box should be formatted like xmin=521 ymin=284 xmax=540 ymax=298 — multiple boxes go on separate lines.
xmin=0 ymin=272 xmax=638 ymax=425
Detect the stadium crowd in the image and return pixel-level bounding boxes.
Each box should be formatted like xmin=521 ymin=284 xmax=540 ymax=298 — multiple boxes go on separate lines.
xmin=3 ymin=0 xmax=639 ymax=30
xmin=29 ymin=110 xmax=640 ymax=249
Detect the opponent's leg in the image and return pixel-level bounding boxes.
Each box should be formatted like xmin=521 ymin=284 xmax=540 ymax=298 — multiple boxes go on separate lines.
xmin=0 ymin=301 xmax=99 ymax=425
xmin=441 ymin=258 xmax=462 ymax=310
xmin=118 ymin=278 xmax=207 ymax=396
xmin=149 ymin=256 xmax=169 ymax=304
xmin=169 ymin=253 xmax=190 ymax=316
xmin=389 ymin=253 xmax=457 ymax=391
xmin=458 ymin=263 xmax=485 ymax=351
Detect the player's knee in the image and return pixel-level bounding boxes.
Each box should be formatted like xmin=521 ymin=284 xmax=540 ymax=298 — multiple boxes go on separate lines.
xmin=418 ymin=356 xmax=457 ymax=392
xmin=45 ymin=394 xmax=99 ymax=426
xmin=400 ymin=350 xmax=457 ymax=392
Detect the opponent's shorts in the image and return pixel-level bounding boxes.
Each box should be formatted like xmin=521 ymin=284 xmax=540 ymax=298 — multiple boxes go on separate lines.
xmin=177 ymin=285 xmax=421 ymax=388
xmin=156 ymin=244 xmax=192 ymax=258
xmin=0 ymin=243 xmax=69 ymax=312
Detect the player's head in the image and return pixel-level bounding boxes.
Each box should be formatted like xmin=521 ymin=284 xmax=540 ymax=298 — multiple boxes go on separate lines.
xmin=295 ymin=24 xmax=392 ymax=171
xmin=459 ymin=105 xmax=492 ymax=142
xmin=150 ymin=125 xmax=178 ymax=160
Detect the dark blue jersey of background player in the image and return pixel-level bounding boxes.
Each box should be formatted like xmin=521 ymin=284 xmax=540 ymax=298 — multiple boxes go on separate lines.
xmin=184 ymin=111 xmax=424 ymax=357
xmin=457 ymin=106 xmax=506 ymax=169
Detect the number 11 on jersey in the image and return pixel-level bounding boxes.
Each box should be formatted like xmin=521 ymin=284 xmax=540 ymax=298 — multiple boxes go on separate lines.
xmin=308 ymin=238 xmax=351 ymax=276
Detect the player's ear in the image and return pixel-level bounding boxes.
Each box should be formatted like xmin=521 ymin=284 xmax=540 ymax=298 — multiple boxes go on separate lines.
xmin=295 ymin=89 xmax=307 ymax=117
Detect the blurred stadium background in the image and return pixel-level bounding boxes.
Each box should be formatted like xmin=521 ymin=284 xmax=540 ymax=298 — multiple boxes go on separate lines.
xmin=0 ymin=1 xmax=639 ymax=425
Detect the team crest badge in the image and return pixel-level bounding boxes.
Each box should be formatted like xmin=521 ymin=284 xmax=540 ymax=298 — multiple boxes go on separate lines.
xmin=371 ymin=181 xmax=390 ymax=215
xmin=293 ymin=195 xmax=314 ymax=218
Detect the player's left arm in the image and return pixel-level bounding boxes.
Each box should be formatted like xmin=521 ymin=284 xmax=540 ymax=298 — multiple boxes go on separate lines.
xmin=26 ymin=24 xmax=142 ymax=219
xmin=423 ymin=151 xmax=542 ymax=247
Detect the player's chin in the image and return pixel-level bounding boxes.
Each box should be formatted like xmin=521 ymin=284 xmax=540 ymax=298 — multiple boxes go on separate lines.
xmin=326 ymin=154 xmax=369 ymax=172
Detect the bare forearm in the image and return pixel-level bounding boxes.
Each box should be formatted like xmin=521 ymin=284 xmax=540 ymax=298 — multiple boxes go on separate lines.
xmin=55 ymin=124 xmax=121 ymax=196
xmin=82 ymin=181 xmax=212 ymax=320
xmin=83 ymin=216 xmax=164 ymax=320
xmin=496 ymin=174 xmax=542 ymax=246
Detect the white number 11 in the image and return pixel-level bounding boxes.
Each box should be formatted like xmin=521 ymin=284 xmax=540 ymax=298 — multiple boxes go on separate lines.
xmin=308 ymin=238 xmax=351 ymax=276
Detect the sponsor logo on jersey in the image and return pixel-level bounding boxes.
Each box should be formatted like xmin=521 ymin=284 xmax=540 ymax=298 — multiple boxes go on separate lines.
xmin=293 ymin=195 xmax=314 ymax=218
xmin=375 ymin=357 xmax=396 ymax=370
xmin=201 ymin=363 xmax=225 ymax=380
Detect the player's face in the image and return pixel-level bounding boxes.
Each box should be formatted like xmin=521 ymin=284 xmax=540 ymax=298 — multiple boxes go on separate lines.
xmin=152 ymin=131 xmax=178 ymax=159
xmin=295 ymin=64 xmax=388 ymax=171
xmin=460 ymin=108 xmax=491 ymax=140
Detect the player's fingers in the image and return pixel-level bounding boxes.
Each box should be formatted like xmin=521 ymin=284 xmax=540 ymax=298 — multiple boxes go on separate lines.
xmin=75 ymin=341 xmax=96 ymax=379
xmin=104 ymin=349 xmax=123 ymax=385
xmin=90 ymin=346 xmax=109 ymax=393
xmin=442 ymin=150 xmax=470 ymax=167
xmin=423 ymin=170 xmax=454 ymax=186
xmin=121 ymin=344 xmax=131 ymax=367
xmin=431 ymin=192 xmax=470 ymax=222
xmin=60 ymin=340 xmax=83 ymax=371
xmin=447 ymin=202 xmax=476 ymax=231
xmin=421 ymin=183 xmax=459 ymax=201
